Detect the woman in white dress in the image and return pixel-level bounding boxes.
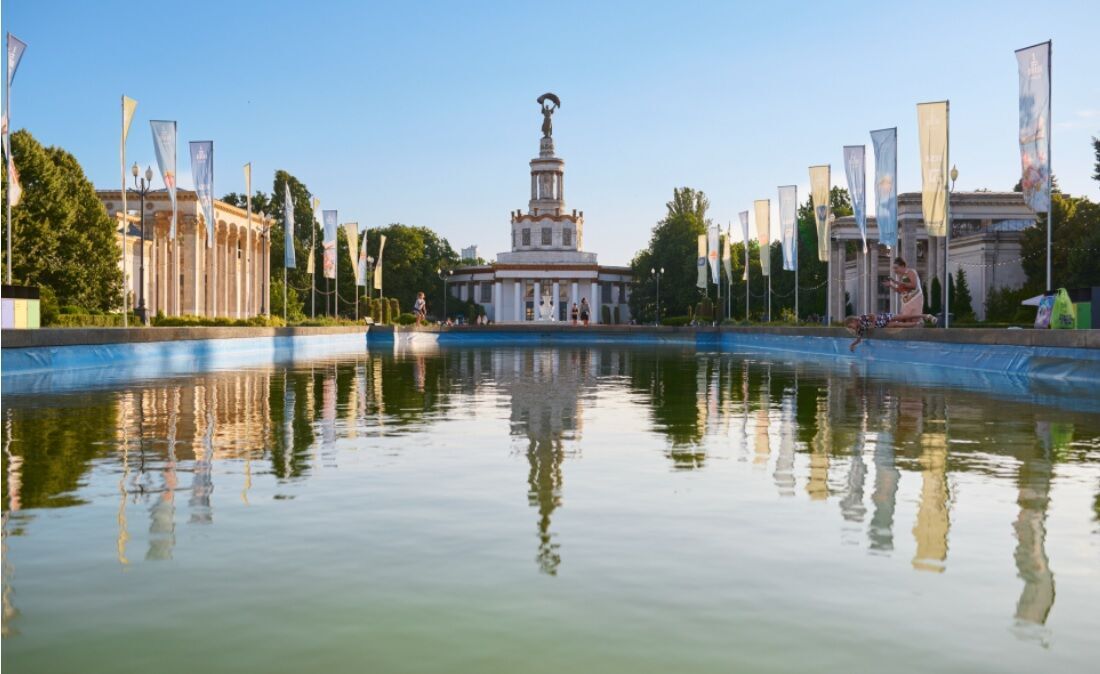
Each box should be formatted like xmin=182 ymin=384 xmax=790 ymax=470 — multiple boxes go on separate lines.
xmin=883 ymin=257 xmax=937 ymax=325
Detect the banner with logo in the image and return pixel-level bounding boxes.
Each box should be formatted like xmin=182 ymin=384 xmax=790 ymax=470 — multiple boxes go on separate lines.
xmin=809 ymin=165 xmax=830 ymax=262
xmin=778 ymin=185 xmax=798 ymax=272
xmin=150 ymin=121 xmax=177 ymax=239
xmin=870 ymin=127 xmax=898 ymax=250
xmin=696 ymin=234 xmax=707 ymax=289
xmin=1016 ymin=41 xmax=1051 ymax=213
xmin=917 ymin=101 xmax=949 ymax=237
xmin=754 ymin=200 xmax=771 ymax=276
xmin=322 ymin=210 xmax=337 ymax=279
xmin=189 ymin=141 xmax=214 ymax=246
xmin=357 ymin=229 xmax=368 ymax=286
xmin=722 ymin=226 xmax=733 ymax=282
xmin=707 ymin=225 xmax=720 ymax=284
xmin=284 ymin=183 xmax=296 ymax=269
xmin=373 ymin=234 xmax=386 ymax=291
xmin=343 ymin=222 xmax=359 ymax=284
xmin=843 ymin=145 xmax=868 ymax=251
xmin=739 ymin=210 xmax=750 ymax=280
xmin=7 ymin=34 xmax=26 ymax=87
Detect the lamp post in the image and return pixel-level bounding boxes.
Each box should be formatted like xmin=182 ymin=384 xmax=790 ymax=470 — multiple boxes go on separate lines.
xmin=437 ymin=268 xmax=453 ymax=321
xmin=366 ymin=256 xmax=375 ymax=303
xmin=946 ymin=164 xmax=958 ymax=329
xmin=130 ymin=163 xmax=154 ymax=324
xmin=651 ymin=267 xmax=664 ymax=326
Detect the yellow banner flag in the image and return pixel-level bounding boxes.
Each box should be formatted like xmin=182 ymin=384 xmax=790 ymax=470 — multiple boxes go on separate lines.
xmin=917 ymin=101 xmax=949 ymax=237
xmin=373 ymin=234 xmax=386 ymax=291
xmin=306 ymin=245 xmax=315 ymax=275
xmin=343 ymin=222 xmax=359 ymax=284
xmin=122 ymin=96 xmax=137 ymax=143
xmin=755 ymin=199 xmax=771 ymax=277
xmin=809 ymin=165 xmax=830 ymax=262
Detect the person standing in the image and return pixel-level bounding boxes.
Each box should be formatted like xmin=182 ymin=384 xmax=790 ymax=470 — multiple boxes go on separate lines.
xmin=579 ymin=297 xmax=590 ymax=326
xmin=413 ymin=292 xmax=427 ymax=326
xmin=570 ymin=302 xmax=579 ymax=325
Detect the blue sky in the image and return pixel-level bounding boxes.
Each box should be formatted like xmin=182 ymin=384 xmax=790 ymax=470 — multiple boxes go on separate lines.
xmin=4 ymin=0 xmax=1099 ymax=265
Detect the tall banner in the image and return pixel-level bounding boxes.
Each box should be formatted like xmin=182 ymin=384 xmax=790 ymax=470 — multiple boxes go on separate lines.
xmin=721 ymin=226 xmax=733 ymax=282
xmin=917 ymin=101 xmax=949 ymax=237
xmin=843 ymin=145 xmax=868 ymax=251
xmin=870 ymin=127 xmax=898 ymax=251
xmin=322 ymin=210 xmax=337 ymax=279
xmin=2 ymin=118 xmax=21 ymax=206
xmin=307 ymin=197 xmax=319 ymax=275
xmin=754 ymin=200 xmax=771 ymax=276
xmin=7 ymin=34 xmax=26 ymax=87
xmin=809 ymin=165 xmax=831 ymax=262
xmin=1016 ymin=41 xmax=1051 ymax=213
xmin=696 ymin=234 xmax=707 ymax=289
xmin=150 ymin=121 xmax=177 ymax=239
xmin=707 ymin=224 xmax=720 ymax=284
xmin=373 ymin=234 xmax=386 ymax=291
xmin=343 ymin=222 xmax=359 ymax=285
xmin=778 ymin=185 xmax=798 ymax=272
xmin=739 ymin=210 xmax=750 ymax=280
xmin=189 ymin=141 xmax=215 ymax=246
xmin=284 ymin=183 xmax=296 ymax=268
xmin=357 ymin=229 xmax=368 ymax=286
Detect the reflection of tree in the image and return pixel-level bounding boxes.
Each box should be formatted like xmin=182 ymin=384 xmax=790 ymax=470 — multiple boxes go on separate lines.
xmin=1012 ymin=424 xmax=1059 ymax=631
xmin=628 ymin=350 xmax=703 ymax=451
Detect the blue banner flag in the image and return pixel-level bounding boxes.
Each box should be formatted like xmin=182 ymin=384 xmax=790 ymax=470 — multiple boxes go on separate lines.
xmin=284 ymin=183 xmax=296 ymax=269
xmin=1016 ymin=41 xmax=1051 ymax=213
xmin=778 ymin=185 xmax=798 ymax=271
xmin=870 ymin=127 xmax=898 ymax=251
xmin=322 ymin=209 xmax=338 ymax=279
xmin=7 ymin=34 xmax=27 ymax=87
xmin=843 ymin=145 xmax=867 ymax=251
xmin=150 ymin=121 xmax=177 ymax=239
xmin=188 ymin=141 xmax=214 ymax=247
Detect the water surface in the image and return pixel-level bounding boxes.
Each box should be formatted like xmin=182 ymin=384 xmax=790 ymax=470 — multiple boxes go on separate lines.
xmin=3 ymin=345 xmax=1099 ymax=673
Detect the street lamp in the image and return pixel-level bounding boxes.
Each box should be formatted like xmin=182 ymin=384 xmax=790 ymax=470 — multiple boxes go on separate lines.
xmin=651 ymin=266 xmax=664 ymax=325
xmin=437 ymin=267 xmax=453 ymax=321
xmin=944 ymin=165 xmax=959 ymax=329
xmin=130 ymin=162 xmax=154 ymax=324
xmin=366 ymin=256 xmax=375 ymax=302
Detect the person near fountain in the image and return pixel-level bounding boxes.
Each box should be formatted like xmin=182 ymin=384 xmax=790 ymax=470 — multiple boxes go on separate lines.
xmin=571 ymin=302 xmax=579 ymax=325
xmin=413 ymin=292 xmax=427 ymax=326
xmin=579 ymin=298 xmax=590 ymax=326
xmin=882 ymin=256 xmax=933 ymax=322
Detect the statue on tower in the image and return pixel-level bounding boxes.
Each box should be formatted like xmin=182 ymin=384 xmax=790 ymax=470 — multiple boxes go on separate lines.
xmin=537 ymin=93 xmax=560 ymax=138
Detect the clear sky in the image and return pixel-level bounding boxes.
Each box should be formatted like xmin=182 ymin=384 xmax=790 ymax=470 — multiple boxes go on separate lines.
xmin=4 ymin=0 xmax=1098 ymax=265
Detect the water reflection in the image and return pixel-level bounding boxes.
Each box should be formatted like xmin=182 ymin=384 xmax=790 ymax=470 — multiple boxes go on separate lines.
xmin=2 ymin=346 xmax=1099 ymax=640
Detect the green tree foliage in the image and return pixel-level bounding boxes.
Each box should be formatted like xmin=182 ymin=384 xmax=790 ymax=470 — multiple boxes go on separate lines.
xmin=951 ymin=269 xmax=974 ymax=320
xmin=629 ymin=187 xmax=710 ymax=322
xmin=1020 ymin=191 xmax=1100 ymax=293
xmin=362 ymin=224 xmax=458 ymax=320
xmin=1 ymin=129 xmax=122 ymax=310
xmin=928 ymin=277 xmax=942 ymax=315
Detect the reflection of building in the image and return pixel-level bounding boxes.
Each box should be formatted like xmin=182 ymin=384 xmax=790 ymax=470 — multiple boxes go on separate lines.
xmin=829 ymin=192 xmax=1035 ymax=319
xmin=448 ymin=98 xmax=632 ymax=323
xmin=98 ymin=189 xmax=273 ymax=318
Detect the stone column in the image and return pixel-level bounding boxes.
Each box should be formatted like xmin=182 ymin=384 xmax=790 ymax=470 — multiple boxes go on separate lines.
xmin=571 ymin=282 xmax=578 ymax=318
xmin=193 ymin=219 xmax=202 ymax=315
xmin=533 ymin=281 xmax=541 ymax=321
xmin=513 ymin=281 xmax=521 ymax=322
xmin=552 ymin=281 xmax=560 ymax=321
xmin=493 ymin=281 xmax=502 ymax=322
xmin=855 ymin=245 xmax=865 ymax=315
xmin=592 ymin=279 xmax=601 ymax=324
xmin=870 ymin=244 xmax=880 ymax=314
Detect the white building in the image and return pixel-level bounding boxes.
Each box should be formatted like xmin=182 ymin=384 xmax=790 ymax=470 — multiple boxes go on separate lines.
xmin=448 ymin=96 xmax=633 ymax=323
xmin=461 ymin=245 xmax=480 ymax=262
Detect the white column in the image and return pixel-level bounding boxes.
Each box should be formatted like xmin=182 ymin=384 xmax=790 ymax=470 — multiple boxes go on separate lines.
xmin=513 ymin=280 xmax=521 ymax=322
xmin=571 ymin=282 xmax=578 ymax=319
xmin=551 ymin=281 xmax=560 ymax=321
xmin=533 ymin=281 xmax=541 ymax=322
xmin=494 ymin=281 xmax=502 ymax=322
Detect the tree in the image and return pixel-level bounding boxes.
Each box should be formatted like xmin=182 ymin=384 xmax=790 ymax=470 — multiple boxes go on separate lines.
xmin=1020 ymin=191 xmax=1100 ymax=293
xmin=952 ymin=268 xmax=974 ymax=320
xmin=629 ymin=187 xmax=710 ymax=322
xmin=362 ymin=224 xmax=458 ymax=320
xmin=928 ymin=277 xmax=942 ymax=316
xmin=1 ymin=130 xmax=122 ymax=311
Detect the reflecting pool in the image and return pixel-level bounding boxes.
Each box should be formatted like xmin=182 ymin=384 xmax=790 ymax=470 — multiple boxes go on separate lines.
xmin=3 ymin=346 xmax=1100 ymax=673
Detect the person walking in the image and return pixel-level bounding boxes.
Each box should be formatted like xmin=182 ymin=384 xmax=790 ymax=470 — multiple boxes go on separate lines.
xmin=579 ymin=298 xmax=590 ymax=326
xmin=413 ymin=292 xmax=427 ymax=326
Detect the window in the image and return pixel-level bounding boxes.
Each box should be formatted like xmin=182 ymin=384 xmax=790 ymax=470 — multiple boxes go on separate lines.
xmin=562 ymin=228 xmax=572 ymax=247
xmin=481 ymin=282 xmax=492 ymax=302
xmin=522 ymin=228 xmax=531 ymax=246
xmin=542 ymin=227 xmax=552 ymax=246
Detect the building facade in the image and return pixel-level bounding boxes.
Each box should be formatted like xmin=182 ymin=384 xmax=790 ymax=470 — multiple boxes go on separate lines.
xmin=828 ymin=191 xmax=1035 ymax=321
xmin=100 ymin=189 xmax=272 ymax=318
xmin=448 ymin=97 xmax=633 ymax=323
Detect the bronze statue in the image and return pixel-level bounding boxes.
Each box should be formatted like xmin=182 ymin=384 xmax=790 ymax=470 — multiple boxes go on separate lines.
xmin=537 ymin=93 xmax=560 ymax=138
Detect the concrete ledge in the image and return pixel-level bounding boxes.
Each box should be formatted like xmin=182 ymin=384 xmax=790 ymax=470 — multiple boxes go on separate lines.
xmin=2 ymin=325 xmax=367 ymax=349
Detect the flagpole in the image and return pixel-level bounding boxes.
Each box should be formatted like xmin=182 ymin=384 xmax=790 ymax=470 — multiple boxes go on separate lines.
xmin=945 ymin=100 xmax=951 ymax=329
xmin=1046 ymin=41 xmax=1053 ymax=294
xmin=744 ymin=242 xmax=749 ymax=322
xmin=5 ymin=56 xmax=11 ymax=285
xmin=120 ymin=97 xmax=128 ymax=328
xmin=245 ymin=163 xmax=252 ymax=318
xmin=283 ymin=264 xmax=287 ymax=322
xmin=767 ymin=275 xmax=772 ymax=323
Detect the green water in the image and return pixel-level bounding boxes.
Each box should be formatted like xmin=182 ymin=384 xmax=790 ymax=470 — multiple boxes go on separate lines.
xmin=2 ymin=346 xmax=1099 ymax=673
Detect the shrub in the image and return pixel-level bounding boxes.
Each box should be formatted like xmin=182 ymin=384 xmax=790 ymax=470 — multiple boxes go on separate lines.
xmin=985 ymin=286 xmax=1034 ymax=324
xmin=370 ymin=298 xmax=382 ymax=324
xmin=661 ymin=316 xmax=692 ymax=327
xmin=382 ymin=297 xmax=393 ymax=324
xmin=39 ymin=286 xmax=59 ymax=326
xmin=600 ymin=305 xmax=611 ymax=324
xmin=389 ymin=297 xmax=400 ymax=320
xmin=613 ymin=306 xmax=621 ymax=324
xmin=396 ymin=312 xmax=417 ymax=325
xmin=59 ymin=305 xmax=85 ymax=315
xmin=51 ymin=313 xmax=127 ymax=328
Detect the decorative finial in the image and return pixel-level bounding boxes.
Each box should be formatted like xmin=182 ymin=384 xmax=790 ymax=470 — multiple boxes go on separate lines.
xmin=537 ymin=93 xmax=560 ymax=138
